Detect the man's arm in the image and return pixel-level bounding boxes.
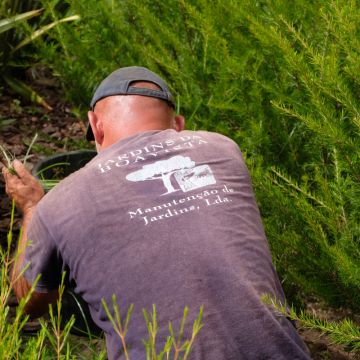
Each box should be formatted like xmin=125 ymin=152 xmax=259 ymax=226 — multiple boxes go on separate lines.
xmin=2 ymin=160 xmax=58 ymax=318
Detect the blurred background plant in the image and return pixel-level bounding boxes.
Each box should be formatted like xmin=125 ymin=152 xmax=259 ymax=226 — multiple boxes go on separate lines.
xmin=0 ymin=0 xmax=79 ymax=112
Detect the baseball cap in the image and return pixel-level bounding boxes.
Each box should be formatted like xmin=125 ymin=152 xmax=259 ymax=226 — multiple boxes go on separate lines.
xmin=86 ymin=66 xmax=175 ymax=141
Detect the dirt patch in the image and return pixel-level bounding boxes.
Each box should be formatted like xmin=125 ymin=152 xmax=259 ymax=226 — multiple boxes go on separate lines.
xmin=0 ymin=73 xmax=91 ymax=247
xmin=299 ymin=299 xmax=360 ymax=359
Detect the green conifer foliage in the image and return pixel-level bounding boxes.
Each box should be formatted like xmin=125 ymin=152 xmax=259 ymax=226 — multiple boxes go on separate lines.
xmin=245 ymin=0 xmax=360 ymax=307
xmin=38 ymin=0 xmax=360 ymax=309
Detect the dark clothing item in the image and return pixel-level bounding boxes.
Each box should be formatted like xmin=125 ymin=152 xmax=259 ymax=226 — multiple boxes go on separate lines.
xmin=25 ymin=130 xmax=310 ymax=359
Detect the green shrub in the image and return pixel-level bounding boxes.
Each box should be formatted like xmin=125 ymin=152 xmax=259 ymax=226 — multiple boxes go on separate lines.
xmin=36 ymin=0 xmax=360 ymax=311
xmin=246 ymin=0 xmax=360 ymax=308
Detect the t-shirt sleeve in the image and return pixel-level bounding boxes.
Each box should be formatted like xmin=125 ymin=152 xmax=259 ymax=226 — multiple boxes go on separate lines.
xmin=23 ymin=208 xmax=62 ymax=293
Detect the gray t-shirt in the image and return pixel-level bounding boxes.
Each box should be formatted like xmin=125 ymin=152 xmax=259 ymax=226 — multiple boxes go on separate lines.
xmin=25 ymin=130 xmax=310 ymax=359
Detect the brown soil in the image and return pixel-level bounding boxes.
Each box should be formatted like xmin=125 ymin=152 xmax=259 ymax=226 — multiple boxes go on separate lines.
xmin=0 ymin=72 xmax=359 ymax=359
xmin=299 ymin=299 xmax=360 ymax=359
xmin=0 ymin=71 xmax=91 ymax=247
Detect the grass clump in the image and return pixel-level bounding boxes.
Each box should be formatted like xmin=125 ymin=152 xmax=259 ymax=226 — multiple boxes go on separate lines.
xmin=0 ymin=133 xmax=38 ymax=175
xmin=0 ymin=133 xmax=60 ymax=190
xmin=0 ymin=144 xmax=18 ymax=175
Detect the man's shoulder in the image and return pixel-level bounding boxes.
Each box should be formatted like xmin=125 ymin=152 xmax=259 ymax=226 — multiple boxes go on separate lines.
xmin=184 ymin=130 xmax=238 ymax=144
xmin=186 ymin=130 xmax=241 ymax=153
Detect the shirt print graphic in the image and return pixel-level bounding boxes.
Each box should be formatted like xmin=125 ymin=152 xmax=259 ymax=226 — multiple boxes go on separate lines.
xmin=126 ymin=155 xmax=216 ymax=195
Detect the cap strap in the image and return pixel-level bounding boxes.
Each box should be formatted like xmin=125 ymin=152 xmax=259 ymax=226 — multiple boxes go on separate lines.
xmin=126 ymin=86 xmax=174 ymax=107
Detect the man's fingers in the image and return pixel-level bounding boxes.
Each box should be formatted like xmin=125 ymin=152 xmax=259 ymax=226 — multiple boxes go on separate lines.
xmin=2 ymin=160 xmax=31 ymax=182
xmin=12 ymin=160 xmax=29 ymax=178
xmin=2 ymin=159 xmax=44 ymax=210
xmin=2 ymin=164 xmax=7 ymax=177
xmin=13 ymin=160 xmax=43 ymax=189
xmin=2 ymin=162 xmax=25 ymax=196
xmin=12 ymin=160 xmax=39 ymax=185
xmin=2 ymin=166 xmax=12 ymax=182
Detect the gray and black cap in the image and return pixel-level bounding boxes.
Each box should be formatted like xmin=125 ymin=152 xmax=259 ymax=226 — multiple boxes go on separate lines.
xmin=86 ymin=66 xmax=175 ymax=141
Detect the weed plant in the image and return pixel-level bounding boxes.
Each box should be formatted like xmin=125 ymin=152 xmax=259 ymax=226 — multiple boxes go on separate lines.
xmin=34 ymin=0 xmax=360 ymax=311
xmin=0 ymin=202 xmax=75 ymax=359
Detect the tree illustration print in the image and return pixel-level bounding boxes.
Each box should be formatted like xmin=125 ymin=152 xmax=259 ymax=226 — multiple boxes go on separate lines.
xmin=126 ymin=155 xmax=195 ymax=194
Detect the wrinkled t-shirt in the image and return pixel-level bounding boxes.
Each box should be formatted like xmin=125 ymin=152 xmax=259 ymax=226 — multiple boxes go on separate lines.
xmin=25 ymin=130 xmax=310 ymax=359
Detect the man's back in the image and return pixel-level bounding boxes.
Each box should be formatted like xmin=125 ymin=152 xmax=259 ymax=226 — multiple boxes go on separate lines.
xmin=25 ymin=129 xmax=310 ymax=359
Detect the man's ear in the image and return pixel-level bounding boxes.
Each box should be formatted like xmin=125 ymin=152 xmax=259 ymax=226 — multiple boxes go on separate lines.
xmin=87 ymin=111 xmax=104 ymax=145
xmin=173 ymin=114 xmax=185 ymax=132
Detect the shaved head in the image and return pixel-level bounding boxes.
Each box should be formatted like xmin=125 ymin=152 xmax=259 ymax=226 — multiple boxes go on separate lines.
xmin=87 ymin=82 xmax=184 ymax=151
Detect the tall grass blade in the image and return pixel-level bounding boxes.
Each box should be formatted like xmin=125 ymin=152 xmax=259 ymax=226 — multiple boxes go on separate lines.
xmin=0 ymin=9 xmax=43 ymax=34
xmin=23 ymin=133 xmax=38 ymax=166
xmin=12 ymin=15 xmax=81 ymax=53
xmin=3 ymin=75 xmax=52 ymax=110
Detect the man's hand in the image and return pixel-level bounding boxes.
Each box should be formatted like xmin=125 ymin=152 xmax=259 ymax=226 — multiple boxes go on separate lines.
xmin=2 ymin=160 xmax=44 ymax=214
xmin=2 ymin=160 xmax=56 ymax=316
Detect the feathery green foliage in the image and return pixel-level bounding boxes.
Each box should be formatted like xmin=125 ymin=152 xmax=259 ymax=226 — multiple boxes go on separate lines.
xmin=36 ymin=0 xmax=360 ymax=310
xmin=246 ymin=0 xmax=360 ymax=308
xmin=102 ymin=296 xmax=204 ymax=360
xmin=262 ymin=294 xmax=360 ymax=354
xmin=40 ymin=273 xmax=76 ymax=360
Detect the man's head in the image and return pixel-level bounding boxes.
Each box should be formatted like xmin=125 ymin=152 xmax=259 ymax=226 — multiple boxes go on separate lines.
xmin=86 ymin=66 xmax=185 ymax=151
